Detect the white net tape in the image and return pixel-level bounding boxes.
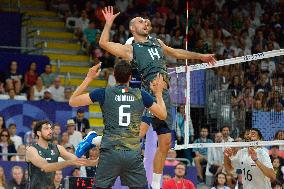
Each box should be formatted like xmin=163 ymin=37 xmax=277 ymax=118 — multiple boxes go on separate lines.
xmin=174 ymin=140 xmax=284 ymax=150
xmin=174 ymin=49 xmax=284 ymax=150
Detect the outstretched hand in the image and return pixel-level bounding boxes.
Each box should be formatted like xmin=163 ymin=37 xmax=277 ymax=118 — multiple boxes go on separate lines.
xmin=86 ymin=63 xmax=101 ymax=80
xmin=224 ymin=148 xmax=233 ymax=158
xmin=201 ymin=54 xmax=216 ymax=65
xmin=102 ymin=6 xmax=120 ymax=25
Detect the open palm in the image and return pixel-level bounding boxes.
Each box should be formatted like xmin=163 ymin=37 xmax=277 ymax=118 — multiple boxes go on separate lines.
xmin=201 ymin=54 xmax=217 ymax=65
xmin=102 ymin=6 xmax=120 ymax=25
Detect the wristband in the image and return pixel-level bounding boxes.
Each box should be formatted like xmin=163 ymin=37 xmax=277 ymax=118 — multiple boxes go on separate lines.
xmin=253 ymin=158 xmax=258 ymax=162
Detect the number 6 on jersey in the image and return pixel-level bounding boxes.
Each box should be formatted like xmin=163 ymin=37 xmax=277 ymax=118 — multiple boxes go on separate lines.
xmin=119 ymin=105 xmax=131 ymax=126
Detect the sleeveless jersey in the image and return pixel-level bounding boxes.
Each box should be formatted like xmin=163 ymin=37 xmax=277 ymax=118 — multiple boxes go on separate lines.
xmin=132 ymin=37 xmax=169 ymax=90
xmin=100 ymin=86 xmax=145 ymax=150
xmin=27 ymin=143 xmax=60 ymax=189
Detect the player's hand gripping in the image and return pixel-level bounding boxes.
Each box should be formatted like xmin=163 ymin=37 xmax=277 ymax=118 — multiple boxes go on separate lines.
xmin=200 ymin=54 xmax=217 ymax=65
xmin=102 ymin=6 xmax=120 ymax=25
xmin=86 ymin=63 xmax=101 ymax=80
xmin=150 ymin=73 xmax=164 ymax=95
xmin=224 ymin=148 xmax=233 ymax=158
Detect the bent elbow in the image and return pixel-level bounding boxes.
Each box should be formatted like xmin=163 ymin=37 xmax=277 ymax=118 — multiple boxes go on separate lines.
xmin=99 ymin=41 xmax=106 ymax=49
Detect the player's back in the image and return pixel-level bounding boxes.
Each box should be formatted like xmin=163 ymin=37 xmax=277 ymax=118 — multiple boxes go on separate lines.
xmin=100 ymin=85 xmax=145 ymax=151
xmin=132 ymin=37 xmax=169 ymax=89
xmin=231 ymin=148 xmax=272 ymax=189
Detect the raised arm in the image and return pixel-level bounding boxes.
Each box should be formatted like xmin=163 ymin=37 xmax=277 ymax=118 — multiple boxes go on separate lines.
xmin=249 ymin=147 xmax=276 ymax=181
xmin=99 ymin=6 xmax=133 ymax=61
xmin=223 ymin=148 xmax=234 ymax=173
xmin=157 ymin=39 xmax=216 ymax=65
xmin=69 ymin=64 xmax=100 ymax=107
xmin=26 ymin=146 xmax=88 ymax=172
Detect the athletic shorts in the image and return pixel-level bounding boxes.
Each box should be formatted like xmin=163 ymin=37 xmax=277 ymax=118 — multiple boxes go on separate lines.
xmin=143 ymin=89 xmax=173 ymax=135
xmin=95 ymin=148 xmax=148 ymax=188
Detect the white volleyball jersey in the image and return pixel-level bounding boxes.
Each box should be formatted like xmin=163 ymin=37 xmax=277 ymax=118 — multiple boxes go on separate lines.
xmin=231 ymin=148 xmax=273 ymax=189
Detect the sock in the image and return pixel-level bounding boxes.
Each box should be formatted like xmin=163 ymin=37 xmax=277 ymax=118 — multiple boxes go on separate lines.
xmin=151 ymin=173 xmax=162 ymax=189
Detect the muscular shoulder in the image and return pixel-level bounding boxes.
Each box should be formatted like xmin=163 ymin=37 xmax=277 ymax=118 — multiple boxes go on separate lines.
xmin=26 ymin=146 xmax=38 ymax=161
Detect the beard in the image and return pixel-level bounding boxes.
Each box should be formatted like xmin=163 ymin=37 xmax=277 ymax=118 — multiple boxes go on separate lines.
xmin=42 ymin=134 xmax=52 ymax=141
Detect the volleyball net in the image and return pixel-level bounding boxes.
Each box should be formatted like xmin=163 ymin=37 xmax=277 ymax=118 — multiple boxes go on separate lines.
xmin=169 ymin=49 xmax=284 ymax=150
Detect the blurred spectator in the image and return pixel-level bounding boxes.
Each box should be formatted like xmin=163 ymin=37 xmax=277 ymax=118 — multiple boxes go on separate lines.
xmin=206 ymin=132 xmax=224 ymax=185
xmin=221 ymin=126 xmax=234 ymax=142
xmin=8 ymin=123 xmax=23 ymax=149
xmin=228 ymin=75 xmax=243 ymax=97
xmin=83 ymin=22 xmax=99 ymax=54
xmin=40 ymin=64 xmax=56 ymax=87
xmin=170 ymin=29 xmax=183 ymax=48
xmin=0 ymin=115 xmax=6 ymax=133
xmin=176 ymin=105 xmax=194 ymax=143
xmin=165 ymin=9 xmax=179 ymax=33
xmin=270 ymin=146 xmax=284 ymax=164
xmin=193 ymin=127 xmax=213 ymax=183
xmin=254 ymin=73 xmax=271 ymax=95
xmin=162 ymin=174 xmax=171 ymax=186
xmin=24 ymin=120 xmax=37 ymax=145
xmin=52 ymin=138 xmax=59 ymax=145
xmin=0 ymin=72 xmax=5 ymax=94
xmin=272 ymin=158 xmax=284 ymax=184
xmin=5 ymin=89 xmax=27 ymax=100
xmin=164 ymin=149 xmax=180 ymax=166
xmin=245 ymin=63 xmax=259 ymax=84
xmin=113 ymin=25 xmax=128 ymax=44
xmin=48 ymin=76 xmax=65 ymax=102
xmin=53 ymin=170 xmax=63 ymax=189
xmin=271 ymin=180 xmax=283 ymax=189
xmin=274 ymin=130 xmax=284 ymax=151
xmin=151 ymin=12 xmax=166 ymax=28
xmin=78 ymin=10 xmax=89 ymax=31
xmin=0 ymin=129 xmax=17 ymax=161
xmin=52 ymin=123 xmax=62 ymax=144
xmin=210 ymin=172 xmax=230 ymax=189
xmin=24 ymin=62 xmax=38 ymax=89
xmin=99 ymin=52 xmax=116 ymax=80
xmin=253 ymin=99 xmax=265 ymax=111
xmin=40 ymin=89 xmax=55 ymax=102
xmin=86 ymin=147 xmax=99 ymax=178
xmin=162 ymin=162 xmax=195 ymax=189
xmin=7 ymin=166 xmax=26 ymax=189
xmin=175 ymin=105 xmax=194 ymax=162
xmin=71 ymin=167 xmax=81 ymax=177
xmin=30 ymin=77 xmax=45 ymax=100
xmin=10 ymin=144 xmax=26 ymax=162
xmin=5 ymin=61 xmax=23 ymax=94
xmin=66 ymin=119 xmax=82 ymax=148
xmin=64 ymin=143 xmax=75 ymax=154
xmin=0 ymin=166 xmax=6 ymax=189
xmin=60 ymin=132 xmax=69 ymax=146
xmin=63 ymin=87 xmax=72 ymax=102
xmin=72 ymin=108 xmax=90 ymax=134
xmin=240 ymin=88 xmax=254 ymax=111
xmin=115 ymin=0 xmax=129 ymax=13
